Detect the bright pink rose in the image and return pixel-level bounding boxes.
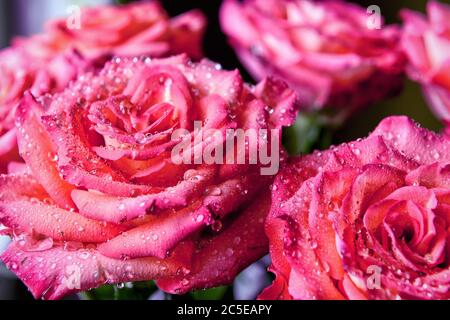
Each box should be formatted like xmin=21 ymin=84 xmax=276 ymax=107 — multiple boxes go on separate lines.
xmin=0 ymin=54 xmax=299 ymax=299
xmin=401 ymin=1 xmax=450 ymax=125
xmin=14 ymin=2 xmax=206 ymax=61
xmin=0 ymin=48 xmax=89 ymax=173
xmin=220 ymin=0 xmax=405 ymax=120
xmin=262 ymin=116 xmax=450 ymax=300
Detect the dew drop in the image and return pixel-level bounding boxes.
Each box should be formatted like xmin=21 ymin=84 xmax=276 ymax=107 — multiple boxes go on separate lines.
xmin=432 ymin=151 xmax=440 ymax=160
xmin=209 ymin=187 xmax=222 ymax=196
xmin=116 ymin=283 xmax=125 ymax=289
xmin=79 ymin=251 xmax=90 ymax=260
xmin=134 ymin=132 xmax=147 ymax=145
xmin=211 ymin=220 xmax=223 ymax=232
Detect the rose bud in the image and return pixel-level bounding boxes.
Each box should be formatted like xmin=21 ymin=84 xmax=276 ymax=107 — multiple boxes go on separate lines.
xmin=0 ymin=54 xmax=299 ymax=299
xmin=220 ymin=0 xmax=405 ymax=122
xmin=262 ymin=116 xmax=450 ymax=300
xmin=401 ymin=1 xmax=450 ymax=126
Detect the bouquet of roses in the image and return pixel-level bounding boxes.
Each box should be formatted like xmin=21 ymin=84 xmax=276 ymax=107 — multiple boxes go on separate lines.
xmin=0 ymin=0 xmax=449 ymax=300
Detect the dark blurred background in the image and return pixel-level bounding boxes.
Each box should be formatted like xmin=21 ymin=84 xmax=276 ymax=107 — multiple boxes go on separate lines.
xmin=0 ymin=0 xmax=449 ymax=300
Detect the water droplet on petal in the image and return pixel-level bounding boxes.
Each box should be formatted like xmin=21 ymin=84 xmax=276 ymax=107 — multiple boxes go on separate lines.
xmin=79 ymin=251 xmax=90 ymax=260
xmin=209 ymin=187 xmax=222 ymax=196
xmin=211 ymin=220 xmax=223 ymax=232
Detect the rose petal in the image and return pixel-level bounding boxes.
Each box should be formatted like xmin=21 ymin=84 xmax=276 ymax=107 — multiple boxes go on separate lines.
xmin=0 ymin=241 xmax=192 ymax=300
xmin=169 ymin=9 xmax=207 ymax=60
xmin=7 ymin=162 xmax=31 ymax=175
xmin=156 ymin=191 xmax=271 ymax=294
xmin=372 ymin=116 xmax=450 ymax=164
xmin=0 ymin=200 xmax=125 ymax=243
xmin=0 ymin=129 xmax=17 ymax=157
xmin=98 ymin=204 xmax=210 ymax=259
xmin=15 ymin=94 xmax=76 ymax=209
xmin=254 ymin=77 xmax=299 ymax=128
xmin=0 ymin=174 xmax=48 ymax=201
xmin=406 ymin=163 xmax=450 ymax=188
xmin=72 ymin=166 xmax=216 ymax=223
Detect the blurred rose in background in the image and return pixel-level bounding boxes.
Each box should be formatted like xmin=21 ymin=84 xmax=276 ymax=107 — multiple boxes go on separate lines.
xmin=401 ymin=1 xmax=450 ymax=127
xmin=220 ymin=0 xmax=406 ymax=125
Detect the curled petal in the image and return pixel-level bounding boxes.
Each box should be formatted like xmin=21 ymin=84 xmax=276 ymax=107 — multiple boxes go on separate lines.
xmin=98 ymin=204 xmax=210 ymax=259
xmin=16 ymin=94 xmax=76 ymax=209
xmin=191 ymin=62 xmax=243 ymax=105
xmin=254 ymin=77 xmax=300 ymax=128
xmin=1 ymin=242 xmax=192 ymax=300
xmin=258 ymin=267 xmax=291 ymax=300
xmin=72 ymin=167 xmax=216 ymax=223
xmin=0 ymin=200 xmax=125 ymax=243
xmin=372 ymin=116 xmax=450 ymax=164
xmin=406 ymin=162 xmax=450 ymax=188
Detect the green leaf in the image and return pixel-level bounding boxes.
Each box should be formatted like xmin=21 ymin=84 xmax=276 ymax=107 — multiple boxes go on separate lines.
xmin=81 ymin=281 xmax=157 ymax=300
xmin=191 ymin=286 xmax=229 ymax=300
xmin=283 ymin=112 xmax=332 ymax=155
xmin=115 ymin=0 xmax=135 ymax=4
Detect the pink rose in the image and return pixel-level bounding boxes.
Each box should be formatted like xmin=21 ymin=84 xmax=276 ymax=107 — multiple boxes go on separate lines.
xmin=262 ymin=116 xmax=450 ymax=300
xmin=0 ymin=50 xmax=31 ymax=171
xmin=0 ymin=54 xmax=299 ymax=299
xmin=15 ymin=2 xmax=206 ymax=61
xmin=401 ymin=1 xmax=450 ymax=125
xmin=220 ymin=0 xmax=405 ymax=120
